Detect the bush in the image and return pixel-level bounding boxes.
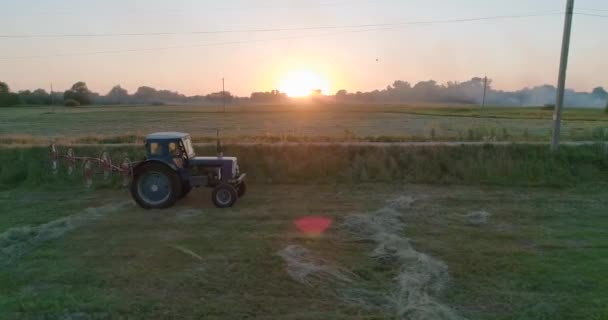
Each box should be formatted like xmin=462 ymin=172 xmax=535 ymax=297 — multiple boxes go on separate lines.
xmin=64 ymin=99 xmax=80 ymax=107
xmin=605 ymin=103 xmax=608 ymax=113
xmin=0 ymin=93 xmax=19 ymax=107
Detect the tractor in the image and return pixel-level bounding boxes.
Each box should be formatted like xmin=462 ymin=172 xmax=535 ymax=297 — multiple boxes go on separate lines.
xmin=130 ymin=132 xmax=246 ymax=209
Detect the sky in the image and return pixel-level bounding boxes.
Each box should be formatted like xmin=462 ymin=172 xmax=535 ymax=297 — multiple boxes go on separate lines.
xmin=0 ymin=0 xmax=606 ymax=96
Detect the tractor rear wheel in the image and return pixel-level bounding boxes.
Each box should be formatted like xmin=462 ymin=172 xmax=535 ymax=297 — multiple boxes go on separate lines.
xmin=131 ymin=163 xmax=182 ymax=209
xmin=212 ymin=183 xmax=238 ymax=208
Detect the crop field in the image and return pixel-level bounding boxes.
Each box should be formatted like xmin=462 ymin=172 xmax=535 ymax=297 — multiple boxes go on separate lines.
xmin=1 ymin=104 xmax=608 ymax=144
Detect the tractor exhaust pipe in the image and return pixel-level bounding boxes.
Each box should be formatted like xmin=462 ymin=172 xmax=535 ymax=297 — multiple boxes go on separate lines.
xmin=216 ymin=128 xmax=223 ymax=157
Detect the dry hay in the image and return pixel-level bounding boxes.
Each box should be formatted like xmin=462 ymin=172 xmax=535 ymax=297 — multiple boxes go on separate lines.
xmin=386 ymin=195 xmax=416 ymax=211
xmin=171 ymin=245 xmax=204 ymax=262
xmin=276 ymin=245 xmax=354 ymax=287
xmin=340 ymin=208 xmax=404 ymax=241
xmin=175 ymin=209 xmax=203 ymax=221
xmin=0 ymin=201 xmax=130 ymax=265
xmin=338 ymin=195 xmax=463 ymax=320
xmin=339 ymin=287 xmax=391 ymax=312
xmin=464 ymin=211 xmax=491 ymax=226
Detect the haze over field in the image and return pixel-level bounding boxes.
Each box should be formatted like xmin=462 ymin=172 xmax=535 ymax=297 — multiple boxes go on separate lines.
xmin=0 ymin=0 xmax=607 ymax=97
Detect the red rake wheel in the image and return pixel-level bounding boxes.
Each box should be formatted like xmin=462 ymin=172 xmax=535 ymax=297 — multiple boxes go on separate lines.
xmin=99 ymin=151 xmax=112 ymax=180
xmin=83 ymin=159 xmax=94 ymax=188
xmin=66 ymin=148 xmax=76 ymax=176
xmin=49 ymin=144 xmax=59 ymax=175
xmin=120 ymin=157 xmax=133 ymax=187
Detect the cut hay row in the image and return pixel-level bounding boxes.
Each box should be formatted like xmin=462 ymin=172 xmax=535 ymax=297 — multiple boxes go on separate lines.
xmin=277 ymin=194 xmax=462 ymax=319
xmin=339 ymin=196 xmax=463 ymax=320
xmin=276 ymin=245 xmax=355 ymax=287
xmin=0 ymin=201 xmax=131 ymax=265
xmin=464 ymin=210 xmax=492 ymax=226
xmin=171 ymin=245 xmax=204 ymax=262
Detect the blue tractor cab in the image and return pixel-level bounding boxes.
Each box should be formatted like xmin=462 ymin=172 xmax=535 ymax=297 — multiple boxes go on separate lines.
xmin=130 ymin=132 xmax=246 ymax=209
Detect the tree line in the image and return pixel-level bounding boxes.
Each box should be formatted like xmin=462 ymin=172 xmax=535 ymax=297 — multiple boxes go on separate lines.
xmin=1 ymin=78 xmax=607 ymax=109
xmin=336 ymin=78 xmax=608 ymax=108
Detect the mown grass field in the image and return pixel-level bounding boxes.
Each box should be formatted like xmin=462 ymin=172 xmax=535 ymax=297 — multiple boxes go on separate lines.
xmin=1 ymin=104 xmax=608 ymax=144
xmin=1 ymin=144 xmax=608 ymax=319
xmin=1 ymin=183 xmax=607 ymax=319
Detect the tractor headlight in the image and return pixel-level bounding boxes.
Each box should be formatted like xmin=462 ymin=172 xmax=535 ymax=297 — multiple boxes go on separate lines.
xmin=233 ymin=162 xmax=239 ymax=177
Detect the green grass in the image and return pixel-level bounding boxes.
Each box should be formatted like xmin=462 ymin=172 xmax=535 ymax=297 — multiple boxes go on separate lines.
xmin=404 ymin=185 xmax=608 ymax=320
xmin=1 ymin=117 xmax=607 ymax=319
xmin=0 ymin=185 xmax=384 ymax=319
xmin=1 ymin=104 xmax=608 ymax=143
xmin=2 ymin=144 xmax=608 ymax=191
xmin=393 ymin=105 xmax=608 ymax=121
xmin=1 ymin=184 xmax=607 ymax=319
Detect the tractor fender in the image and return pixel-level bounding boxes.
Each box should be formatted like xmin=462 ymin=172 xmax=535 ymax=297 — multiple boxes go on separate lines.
xmin=133 ymin=160 xmax=178 ymax=175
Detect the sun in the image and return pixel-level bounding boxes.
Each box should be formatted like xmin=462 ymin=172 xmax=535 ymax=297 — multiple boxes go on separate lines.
xmin=278 ymin=70 xmax=330 ymax=97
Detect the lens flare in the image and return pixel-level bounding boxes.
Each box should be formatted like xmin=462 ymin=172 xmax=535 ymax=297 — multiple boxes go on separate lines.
xmin=294 ymin=216 xmax=333 ymax=235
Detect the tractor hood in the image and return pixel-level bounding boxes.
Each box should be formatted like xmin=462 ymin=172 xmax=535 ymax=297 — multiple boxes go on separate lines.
xmin=190 ymin=156 xmax=237 ymax=164
xmin=189 ymin=156 xmax=239 ymax=178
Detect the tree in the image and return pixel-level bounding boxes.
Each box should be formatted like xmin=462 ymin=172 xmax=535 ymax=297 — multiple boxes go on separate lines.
xmin=206 ymin=91 xmax=234 ymax=104
xmin=392 ymin=80 xmax=411 ymax=91
xmin=0 ymin=81 xmax=19 ymax=107
xmin=592 ymin=87 xmax=607 ymax=100
xmin=0 ymin=81 xmax=9 ymax=94
xmin=412 ymin=80 xmax=441 ymax=101
xmin=64 ymin=81 xmax=92 ymax=105
xmin=106 ymin=85 xmax=130 ymax=104
xmin=64 ymin=99 xmax=80 ymax=107
xmin=19 ymin=89 xmax=52 ymax=105
xmin=250 ymin=90 xmax=287 ymax=103
xmin=311 ymin=89 xmax=322 ymax=96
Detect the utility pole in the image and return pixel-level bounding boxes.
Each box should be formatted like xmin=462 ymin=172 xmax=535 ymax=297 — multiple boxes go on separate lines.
xmin=222 ymin=77 xmax=226 ymax=113
xmin=50 ymin=83 xmax=54 ymax=113
xmin=551 ymin=0 xmax=575 ymax=151
xmin=481 ymin=76 xmax=488 ymax=108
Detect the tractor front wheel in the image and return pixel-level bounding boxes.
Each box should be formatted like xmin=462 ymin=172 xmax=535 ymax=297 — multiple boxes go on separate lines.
xmin=212 ymin=183 xmax=238 ymax=208
xmin=131 ymin=163 xmax=182 ymax=209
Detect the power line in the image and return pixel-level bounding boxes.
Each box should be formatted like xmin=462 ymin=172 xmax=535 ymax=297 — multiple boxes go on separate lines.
xmin=577 ymin=7 xmax=608 ymax=12
xmin=207 ymin=0 xmax=388 ymax=10
xmin=575 ymin=12 xmax=608 ymax=18
xmin=15 ymin=0 xmax=391 ymax=16
xmin=0 ymin=11 xmax=561 ymax=39
xmin=0 ymin=12 xmax=564 ymax=61
xmin=0 ymin=25 xmax=425 ymax=60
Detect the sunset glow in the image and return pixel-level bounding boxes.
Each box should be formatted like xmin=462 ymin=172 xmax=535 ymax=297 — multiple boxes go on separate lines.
xmin=278 ymin=70 xmax=330 ymax=97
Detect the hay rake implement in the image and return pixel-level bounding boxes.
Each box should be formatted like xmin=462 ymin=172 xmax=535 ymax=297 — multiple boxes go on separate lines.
xmin=49 ymin=144 xmax=136 ymax=188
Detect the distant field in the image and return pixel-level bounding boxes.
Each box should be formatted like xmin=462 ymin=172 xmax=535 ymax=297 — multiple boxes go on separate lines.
xmin=1 ymin=104 xmax=607 ymax=144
